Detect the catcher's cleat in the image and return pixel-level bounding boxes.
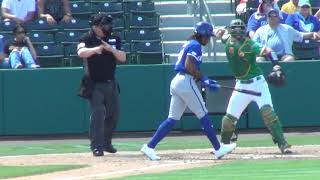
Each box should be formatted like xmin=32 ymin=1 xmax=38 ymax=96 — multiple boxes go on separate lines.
xmin=230 ymin=131 xmax=238 ymax=142
xmin=278 ymin=143 xmax=292 ymax=154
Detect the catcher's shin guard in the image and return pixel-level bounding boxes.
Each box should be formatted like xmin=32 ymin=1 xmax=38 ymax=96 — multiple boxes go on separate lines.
xmin=260 ymin=105 xmax=291 ymax=153
xmin=221 ymin=114 xmax=238 ymax=144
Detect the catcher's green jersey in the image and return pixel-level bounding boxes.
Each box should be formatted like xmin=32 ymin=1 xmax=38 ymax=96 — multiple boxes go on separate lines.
xmin=223 ymin=36 xmax=264 ymax=80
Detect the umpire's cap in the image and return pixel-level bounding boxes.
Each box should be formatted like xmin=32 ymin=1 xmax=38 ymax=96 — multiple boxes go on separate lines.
xmin=89 ymin=12 xmax=113 ymax=26
xmin=194 ymin=22 xmax=214 ymax=38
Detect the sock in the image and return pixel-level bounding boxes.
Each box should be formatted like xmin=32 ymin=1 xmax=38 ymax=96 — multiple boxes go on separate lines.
xmin=148 ymin=118 xmax=176 ymax=149
xmin=200 ymin=114 xmax=221 ymax=150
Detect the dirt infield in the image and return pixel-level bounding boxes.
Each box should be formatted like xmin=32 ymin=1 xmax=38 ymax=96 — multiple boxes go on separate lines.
xmin=1 ymin=145 xmax=320 ymax=180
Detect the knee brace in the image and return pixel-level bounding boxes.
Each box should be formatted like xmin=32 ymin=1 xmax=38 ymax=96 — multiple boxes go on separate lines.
xmin=260 ymin=105 xmax=287 ymax=146
xmin=221 ymin=114 xmax=238 ymax=144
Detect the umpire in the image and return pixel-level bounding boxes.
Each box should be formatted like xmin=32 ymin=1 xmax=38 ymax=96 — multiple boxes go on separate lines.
xmin=77 ymin=13 xmax=126 ymax=157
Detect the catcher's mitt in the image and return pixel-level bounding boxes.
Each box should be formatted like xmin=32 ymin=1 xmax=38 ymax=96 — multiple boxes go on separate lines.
xmin=266 ymin=65 xmax=286 ymax=87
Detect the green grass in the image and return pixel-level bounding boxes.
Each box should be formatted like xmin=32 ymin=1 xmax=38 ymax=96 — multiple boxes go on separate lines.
xmin=111 ymin=160 xmax=320 ymax=180
xmin=0 ymin=165 xmax=87 ymax=179
xmin=0 ymin=134 xmax=318 ymax=156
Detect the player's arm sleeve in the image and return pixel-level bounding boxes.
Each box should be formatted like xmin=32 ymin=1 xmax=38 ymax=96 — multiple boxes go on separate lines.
xmin=186 ymin=44 xmax=202 ymax=62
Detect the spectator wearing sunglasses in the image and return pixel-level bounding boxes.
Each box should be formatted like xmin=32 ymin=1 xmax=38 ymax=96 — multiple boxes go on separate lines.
xmin=285 ymin=0 xmax=320 ymax=32
xmin=247 ymin=0 xmax=284 ymax=39
xmin=253 ymin=9 xmax=320 ymax=61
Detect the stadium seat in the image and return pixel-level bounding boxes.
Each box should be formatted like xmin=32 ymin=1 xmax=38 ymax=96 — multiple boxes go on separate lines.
xmin=69 ymin=1 xmax=92 ymax=19
xmin=121 ymin=42 xmax=132 ymax=63
xmin=64 ymin=44 xmax=83 ymax=67
xmin=28 ymin=32 xmax=55 ymax=45
xmin=35 ymin=44 xmax=65 ymax=67
xmin=55 ymin=31 xmax=83 ymax=45
xmin=91 ymin=2 xmax=124 ymax=17
xmin=131 ymin=40 xmax=163 ymax=64
xmin=128 ymin=14 xmax=159 ymax=29
xmin=0 ymin=20 xmax=16 ymax=33
xmin=112 ymin=17 xmax=125 ymax=31
xmin=124 ymin=1 xmax=156 ymax=14
xmin=311 ymin=1 xmax=320 ymax=14
xmin=0 ymin=33 xmax=13 ymax=43
xmin=125 ymin=29 xmax=161 ymax=42
xmin=60 ymin=18 xmax=90 ymax=31
xmin=27 ymin=18 xmax=59 ymax=32
xmin=293 ymin=40 xmax=320 ymax=60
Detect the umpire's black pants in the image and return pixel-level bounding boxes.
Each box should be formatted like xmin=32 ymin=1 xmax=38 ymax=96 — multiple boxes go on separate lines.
xmin=88 ymin=81 xmax=120 ymax=151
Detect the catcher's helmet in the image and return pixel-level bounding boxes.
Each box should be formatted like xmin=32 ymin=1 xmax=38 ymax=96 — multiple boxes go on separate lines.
xmin=194 ymin=22 xmax=214 ymax=38
xmin=228 ymin=19 xmax=246 ymax=39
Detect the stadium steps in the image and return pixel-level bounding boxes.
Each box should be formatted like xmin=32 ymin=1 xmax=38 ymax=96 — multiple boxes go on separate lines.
xmin=155 ymin=0 xmax=235 ymax=62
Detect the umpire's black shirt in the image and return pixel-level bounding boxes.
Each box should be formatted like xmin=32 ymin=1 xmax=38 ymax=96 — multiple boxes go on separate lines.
xmin=79 ymin=30 xmax=121 ymax=82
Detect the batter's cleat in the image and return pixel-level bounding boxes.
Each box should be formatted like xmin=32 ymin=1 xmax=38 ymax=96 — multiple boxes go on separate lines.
xmin=104 ymin=145 xmax=117 ymax=153
xmin=141 ymin=144 xmax=161 ymax=161
xmin=278 ymin=143 xmax=292 ymax=154
xmin=215 ymin=143 xmax=237 ymax=159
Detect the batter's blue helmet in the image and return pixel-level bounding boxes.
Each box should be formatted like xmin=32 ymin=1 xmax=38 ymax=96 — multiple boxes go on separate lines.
xmin=194 ymin=22 xmax=214 ymax=37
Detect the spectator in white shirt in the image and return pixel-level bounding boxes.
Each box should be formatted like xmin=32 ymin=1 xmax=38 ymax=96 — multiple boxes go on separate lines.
xmin=1 ymin=0 xmax=36 ymax=24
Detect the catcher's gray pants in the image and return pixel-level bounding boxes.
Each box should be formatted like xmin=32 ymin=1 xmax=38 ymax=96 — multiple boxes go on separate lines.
xmin=168 ymin=73 xmax=208 ymax=120
xmin=88 ymin=81 xmax=120 ymax=151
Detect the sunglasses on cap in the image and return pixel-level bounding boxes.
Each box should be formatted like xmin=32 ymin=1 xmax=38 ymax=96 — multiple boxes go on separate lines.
xmin=301 ymin=5 xmax=310 ymax=8
xmin=268 ymin=12 xmax=279 ymax=17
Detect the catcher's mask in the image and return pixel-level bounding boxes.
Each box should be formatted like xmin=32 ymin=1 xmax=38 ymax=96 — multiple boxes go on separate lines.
xmin=228 ymin=19 xmax=246 ymax=41
xmin=89 ymin=13 xmax=113 ymax=37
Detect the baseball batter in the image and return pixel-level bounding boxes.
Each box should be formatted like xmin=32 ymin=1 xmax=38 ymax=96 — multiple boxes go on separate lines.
xmin=140 ymin=22 xmax=236 ymax=161
xmin=219 ymin=19 xmax=291 ymax=154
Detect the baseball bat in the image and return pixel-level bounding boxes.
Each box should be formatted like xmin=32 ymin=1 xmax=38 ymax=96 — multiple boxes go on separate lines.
xmin=219 ymin=85 xmax=262 ymax=96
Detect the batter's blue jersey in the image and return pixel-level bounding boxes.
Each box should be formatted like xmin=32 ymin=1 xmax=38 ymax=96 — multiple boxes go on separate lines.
xmin=174 ymin=40 xmax=202 ymax=73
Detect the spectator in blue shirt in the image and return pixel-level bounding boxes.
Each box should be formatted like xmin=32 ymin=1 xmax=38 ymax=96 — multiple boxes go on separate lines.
xmin=285 ymin=1 xmax=320 ymax=32
xmin=253 ymin=9 xmax=320 ymax=61
xmin=0 ymin=38 xmax=10 ymax=68
xmin=247 ymin=0 xmax=279 ymax=38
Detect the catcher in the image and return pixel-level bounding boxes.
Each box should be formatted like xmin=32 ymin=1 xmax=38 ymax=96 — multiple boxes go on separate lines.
xmin=219 ymin=19 xmax=291 ymax=154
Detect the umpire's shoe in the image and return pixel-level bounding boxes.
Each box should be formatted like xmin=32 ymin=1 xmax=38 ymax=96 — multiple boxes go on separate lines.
xmin=104 ymin=145 xmax=117 ymax=153
xmin=215 ymin=143 xmax=237 ymax=159
xmin=92 ymin=148 xmax=104 ymax=157
xmin=141 ymin=144 xmax=161 ymax=161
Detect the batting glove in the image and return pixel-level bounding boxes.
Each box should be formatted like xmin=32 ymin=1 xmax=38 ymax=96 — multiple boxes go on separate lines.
xmin=200 ymin=76 xmax=220 ymax=92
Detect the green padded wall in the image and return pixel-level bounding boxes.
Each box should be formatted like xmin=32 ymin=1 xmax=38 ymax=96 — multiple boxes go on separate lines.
xmin=0 ymin=72 xmax=3 ymax=134
xmin=248 ymin=61 xmax=320 ymax=128
xmin=115 ymin=65 xmax=167 ymax=131
xmin=2 ymin=68 xmax=87 ymax=135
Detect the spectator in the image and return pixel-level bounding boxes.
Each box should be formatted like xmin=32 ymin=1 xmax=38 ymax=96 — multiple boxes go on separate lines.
xmin=285 ymin=0 xmax=320 ymax=32
xmin=0 ymin=38 xmax=10 ymax=68
xmin=1 ymin=0 xmax=36 ymax=24
xmin=3 ymin=24 xmax=39 ymax=69
xmin=247 ymin=0 xmax=281 ymax=38
xmin=37 ymin=0 xmax=73 ymax=25
xmin=281 ymin=0 xmax=299 ymax=14
xmin=253 ymin=9 xmax=320 ymax=61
